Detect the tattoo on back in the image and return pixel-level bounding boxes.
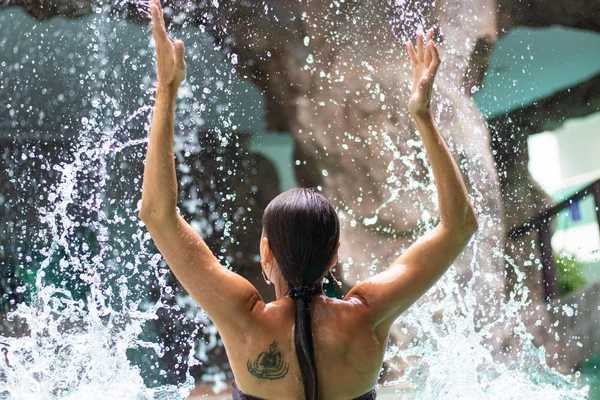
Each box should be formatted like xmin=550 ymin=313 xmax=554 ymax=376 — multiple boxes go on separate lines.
xmin=247 ymin=340 xmax=289 ymax=380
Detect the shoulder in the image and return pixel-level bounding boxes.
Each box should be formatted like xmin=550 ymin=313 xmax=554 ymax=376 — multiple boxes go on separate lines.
xmin=250 ymin=295 xmax=369 ymax=325
xmin=244 ymin=297 xmax=296 ymax=331
xmin=310 ymin=295 xmax=374 ymax=341
xmin=229 ymin=294 xmax=374 ymax=339
xmin=343 ymin=283 xmax=395 ymax=340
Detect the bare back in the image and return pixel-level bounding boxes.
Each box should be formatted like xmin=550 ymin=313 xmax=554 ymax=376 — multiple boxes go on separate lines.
xmin=219 ymin=295 xmax=385 ymax=400
xmin=142 ymin=15 xmax=477 ymax=400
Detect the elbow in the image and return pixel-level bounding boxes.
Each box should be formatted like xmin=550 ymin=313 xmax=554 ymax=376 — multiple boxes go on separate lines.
xmin=138 ymin=202 xmax=154 ymax=222
xmin=441 ymin=205 xmax=478 ymax=237
xmin=138 ymin=204 xmax=176 ymax=224
xmin=465 ymin=206 xmax=478 ymax=236
xmin=138 ymin=207 xmax=153 ymax=223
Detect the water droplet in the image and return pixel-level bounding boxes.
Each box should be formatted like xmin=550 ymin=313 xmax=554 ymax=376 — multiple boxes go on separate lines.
xmin=363 ymin=215 xmax=378 ymax=226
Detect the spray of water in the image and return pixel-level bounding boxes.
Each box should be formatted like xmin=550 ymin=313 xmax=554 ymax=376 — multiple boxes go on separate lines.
xmin=0 ymin=1 xmax=591 ymax=399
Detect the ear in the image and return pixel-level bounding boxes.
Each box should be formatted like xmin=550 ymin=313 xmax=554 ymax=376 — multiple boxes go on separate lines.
xmin=260 ymin=236 xmax=273 ymax=264
xmin=329 ymin=240 xmax=341 ymax=270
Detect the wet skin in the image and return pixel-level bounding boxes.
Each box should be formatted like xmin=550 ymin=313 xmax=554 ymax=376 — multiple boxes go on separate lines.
xmin=139 ymin=3 xmax=478 ymax=398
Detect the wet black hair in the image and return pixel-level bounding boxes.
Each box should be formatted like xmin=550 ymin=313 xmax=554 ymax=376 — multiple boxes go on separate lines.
xmin=262 ymin=187 xmax=340 ymax=400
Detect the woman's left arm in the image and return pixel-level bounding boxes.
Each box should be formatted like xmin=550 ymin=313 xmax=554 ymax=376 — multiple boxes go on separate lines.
xmin=139 ymin=0 xmax=262 ymax=329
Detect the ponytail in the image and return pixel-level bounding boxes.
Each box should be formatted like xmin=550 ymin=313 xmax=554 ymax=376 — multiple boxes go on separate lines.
xmin=294 ymin=297 xmax=318 ymax=399
xmin=262 ymin=188 xmax=340 ymax=400
xmin=290 ymin=285 xmax=320 ymax=400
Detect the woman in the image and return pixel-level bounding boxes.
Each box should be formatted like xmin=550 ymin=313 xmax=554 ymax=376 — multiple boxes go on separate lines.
xmin=139 ymin=0 xmax=478 ymax=398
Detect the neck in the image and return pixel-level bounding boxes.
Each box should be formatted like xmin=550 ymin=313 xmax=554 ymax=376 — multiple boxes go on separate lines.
xmin=268 ymin=268 xmax=288 ymax=299
xmin=272 ymin=275 xmax=324 ymax=300
xmin=274 ymin=280 xmax=290 ymax=300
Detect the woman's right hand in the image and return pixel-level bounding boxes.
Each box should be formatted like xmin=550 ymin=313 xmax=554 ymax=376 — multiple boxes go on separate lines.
xmin=406 ymin=29 xmax=441 ymax=118
xmin=149 ymin=0 xmax=186 ymax=89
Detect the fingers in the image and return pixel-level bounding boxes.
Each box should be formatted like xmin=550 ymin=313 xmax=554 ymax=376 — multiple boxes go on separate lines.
xmin=425 ymin=28 xmax=434 ymax=65
xmin=406 ymin=41 xmax=418 ymax=67
xmin=426 ymin=28 xmax=434 ymax=43
xmin=427 ymin=41 xmax=441 ymax=77
xmin=424 ymin=40 xmax=432 ymax=66
xmin=150 ymin=0 xmax=168 ymax=43
xmin=407 ymin=28 xmax=441 ymax=71
xmin=150 ymin=0 xmax=163 ymax=19
xmin=416 ymin=32 xmax=424 ymax=62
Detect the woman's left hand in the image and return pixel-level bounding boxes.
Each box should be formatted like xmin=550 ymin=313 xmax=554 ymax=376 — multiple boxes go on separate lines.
xmin=406 ymin=29 xmax=441 ymax=118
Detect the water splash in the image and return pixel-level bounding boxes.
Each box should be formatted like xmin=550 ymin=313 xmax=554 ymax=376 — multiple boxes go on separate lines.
xmin=0 ymin=2 xmax=592 ymax=399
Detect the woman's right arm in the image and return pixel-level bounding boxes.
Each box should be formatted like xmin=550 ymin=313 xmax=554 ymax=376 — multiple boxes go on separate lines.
xmin=139 ymin=0 xmax=262 ymax=332
xmin=345 ymin=30 xmax=478 ymax=337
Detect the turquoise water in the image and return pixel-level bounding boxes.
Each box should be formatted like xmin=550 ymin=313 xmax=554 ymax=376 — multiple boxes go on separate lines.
xmin=582 ymin=355 xmax=600 ymax=399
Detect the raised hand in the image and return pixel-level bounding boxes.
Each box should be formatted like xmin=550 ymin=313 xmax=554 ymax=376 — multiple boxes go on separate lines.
xmin=149 ymin=0 xmax=186 ymax=89
xmin=406 ymin=29 xmax=441 ymax=118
